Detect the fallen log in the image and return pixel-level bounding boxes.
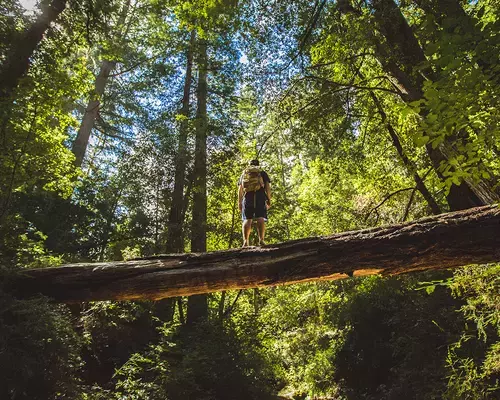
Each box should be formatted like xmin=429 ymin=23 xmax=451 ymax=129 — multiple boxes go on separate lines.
xmin=6 ymin=205 xmax=500 ymax=302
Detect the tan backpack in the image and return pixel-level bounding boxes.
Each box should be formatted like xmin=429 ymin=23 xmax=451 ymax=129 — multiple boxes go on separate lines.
xmin=241 ymin=166 xmax=264 ymax=193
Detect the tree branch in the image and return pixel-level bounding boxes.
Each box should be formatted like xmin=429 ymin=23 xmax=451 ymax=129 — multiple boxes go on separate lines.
xmin=364 ymin=187 xmax=416 ymax=222
xmin=223 ymin=289 xmax=243 ymax=318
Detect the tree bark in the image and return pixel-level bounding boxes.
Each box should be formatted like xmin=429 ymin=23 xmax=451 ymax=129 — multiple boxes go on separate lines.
xmin=0 ymin=0 xmax=67 ymax=103
xmin=159 ymin=31 xmax=196 ymax=320
xmin=370 ymin=0 xmax=431 ymax=97
xmin=177 ymin=298 xmax=185 ymax=324
xmin=368 ymin=0 xmax=497 ymax=210
xmin=152 ymin=297 xmax=175 ymax=322
xmin=71 ymin=0 xmax=133 ymax=167
xmin=365 ymin=85 xmax=441 ymax=215
xmin=218 ymin=291 xmax=226 ymax=320
xmin=165 ymin=30 xmax=196 ymax=254
xmin=97 ymin=187 xmax=123 ymax=261
xmin=8 ymin=205 xmax=500 ymax=303
xmin=187 ymin=38 xmax=209 ymax=324
xmin=72 ymin=59 xmax=116 ymax=167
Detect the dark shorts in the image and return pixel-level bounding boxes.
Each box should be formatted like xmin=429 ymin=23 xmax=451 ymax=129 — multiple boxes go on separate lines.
xmin=242 ymin=191 xmax=268 ymax=221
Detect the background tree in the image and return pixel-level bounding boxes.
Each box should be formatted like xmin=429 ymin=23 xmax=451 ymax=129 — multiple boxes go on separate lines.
xmin=0 ymin=0 xmax=498 ymax=398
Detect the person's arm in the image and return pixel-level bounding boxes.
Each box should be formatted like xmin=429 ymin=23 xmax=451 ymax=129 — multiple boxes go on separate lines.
xmin=265 ymin=182 xmax=271 ymax=208
xmin=238 ymin=183 xmax=243 ymax=211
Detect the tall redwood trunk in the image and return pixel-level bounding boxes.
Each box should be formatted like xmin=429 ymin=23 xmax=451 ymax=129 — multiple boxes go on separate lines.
xmin=72 ymin=59 xmax=116 ymax=167
xmin=368 ymin=0 xmax=496 ymax=210
xmin=165 ymin=30 xmax=196 ymax=253
xmin=0 ymin=0 xmax=67 ymax=103
xmin=71 ymin=0 xmax=131 ymax=167
xmin=187 ymin=38 xmax=209 ymax=324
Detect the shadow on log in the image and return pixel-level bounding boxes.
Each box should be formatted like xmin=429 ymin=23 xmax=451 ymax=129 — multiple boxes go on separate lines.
xmin=6 ymin=205 xmax=500 ymax=302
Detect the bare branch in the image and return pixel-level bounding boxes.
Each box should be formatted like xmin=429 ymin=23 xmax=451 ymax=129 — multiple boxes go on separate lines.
xmin=365 ymin=187 xmax=415 ymax=222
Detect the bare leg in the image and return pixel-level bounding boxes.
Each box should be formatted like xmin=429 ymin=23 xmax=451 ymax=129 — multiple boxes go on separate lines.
xmin=242 ymin=219 xmax=253 ymax=246
xmin=256 ymin=218 xmax=266 ymax=245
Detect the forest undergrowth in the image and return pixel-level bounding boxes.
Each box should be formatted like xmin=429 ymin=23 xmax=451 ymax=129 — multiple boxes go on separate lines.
xmin=0 ymin=0 xmax=499 ymax=398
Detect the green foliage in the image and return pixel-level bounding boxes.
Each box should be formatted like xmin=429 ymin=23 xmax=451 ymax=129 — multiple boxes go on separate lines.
xmin=79 ymin=300 xmax=163 ymax=387
xmin=0 ymin=287 xmax=82 ymax=399
xmin=256 ymin=273 xmax=469 ymax=399
xmin=107 ymin=321 xmax=277 ymax=399
xmin=0 ymin=2 xmax=88 ymax=262
xmin=1 ymin=0 xmax=499 ymax=398
xmin=444 ymin=264 xmax=500 ymax=399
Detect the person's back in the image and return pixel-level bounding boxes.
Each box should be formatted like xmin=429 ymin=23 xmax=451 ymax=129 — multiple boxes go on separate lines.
xmin=238 ymin=159 xmax=271 ymax=247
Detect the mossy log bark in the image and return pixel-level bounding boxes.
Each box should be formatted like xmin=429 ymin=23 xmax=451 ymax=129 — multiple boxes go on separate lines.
xmin=8 ymin=205 xmax=500 ymax=302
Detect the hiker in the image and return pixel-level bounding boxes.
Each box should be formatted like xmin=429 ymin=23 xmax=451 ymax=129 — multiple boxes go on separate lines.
xmin=238 ymin=159 xmax=271 ymax=247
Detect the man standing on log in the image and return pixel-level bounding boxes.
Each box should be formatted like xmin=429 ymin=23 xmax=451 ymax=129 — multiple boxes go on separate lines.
xmin=238 ymin=159 xmax=271 ymax=247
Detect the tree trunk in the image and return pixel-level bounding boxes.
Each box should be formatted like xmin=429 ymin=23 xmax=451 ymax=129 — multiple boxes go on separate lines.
xmin=218 ymin=291 xmax=226 ymax=320
xmin=154 ymin=31 xmax=195 ymax=318
xmin=370 ymin=0 xmax=431 ymax=95
xmin=0 ymin=0 xmax=67 ymax=103
xmin=165 ymin=30 xmax=196 ymax=253
xmin=368 ymin=0 xmax=496 ymax=210
xmin=72 ymin=59 xmax=116 ymax=167
xmin=177 ymin=298 xmax=185 ymax=324
xmin=218 ymin=189 xmax=239 ymax=320
xmin=71 ymin=0 xmax=133 ymax=167
xmin=97 ymin=187 xmax=123 ymax=261
xmin=187 ymin=38 xmax=209 ymax=325
xmin=152 ymin=298 xmax=175 ymax=322
xmin=8 ymin=205 xmax=500 ymax=303
xmin=365 ymin=84 xmax=441 ymax=215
